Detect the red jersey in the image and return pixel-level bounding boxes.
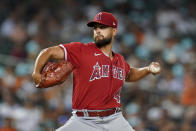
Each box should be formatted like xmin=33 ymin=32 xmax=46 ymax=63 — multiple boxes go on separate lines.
xmin=59 ymin=42 xmax=130 ymax=110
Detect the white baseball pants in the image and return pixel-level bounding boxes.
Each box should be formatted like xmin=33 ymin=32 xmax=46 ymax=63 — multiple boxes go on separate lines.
xmin=56 ymin=112 xmax=135 ymax=131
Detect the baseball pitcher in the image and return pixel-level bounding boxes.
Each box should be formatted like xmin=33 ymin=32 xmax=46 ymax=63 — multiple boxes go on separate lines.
xmin=32 ymin=11 xmax=161 ymax=131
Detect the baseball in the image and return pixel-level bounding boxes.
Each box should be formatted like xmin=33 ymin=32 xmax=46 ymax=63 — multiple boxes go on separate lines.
xmin=150 ymin=65 xmax=160 ymax=73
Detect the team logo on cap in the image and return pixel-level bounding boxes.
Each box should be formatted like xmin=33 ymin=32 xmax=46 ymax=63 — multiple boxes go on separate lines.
xmin=113 ymin=22 xmax=116 ymax=26
xmin=96 ymin=12 xmax=102 ymax=20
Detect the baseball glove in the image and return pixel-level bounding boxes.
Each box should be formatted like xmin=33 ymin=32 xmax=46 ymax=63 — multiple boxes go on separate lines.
xmin=36 ymin=60 xmax=73 ymax=88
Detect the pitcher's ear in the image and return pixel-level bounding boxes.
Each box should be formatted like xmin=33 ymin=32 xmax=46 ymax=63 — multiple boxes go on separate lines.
xmin=113 ymin=28 xmax=117 ymax=36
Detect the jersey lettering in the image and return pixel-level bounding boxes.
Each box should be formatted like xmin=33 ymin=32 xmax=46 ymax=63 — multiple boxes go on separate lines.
xmin=112 ymin=66 xmax=117 ymax=78
xmin=102 ymin=65 xmax=109 ymax=77
xmin=113 ymin=66 xmax=124 ymax=80
xmin=118 ymin=68 xmax=123 ymax=80
xmin=89 ymin=62 xmax=101 ymax=81
xmin=90 ymin=62 xmax=125 ymax=82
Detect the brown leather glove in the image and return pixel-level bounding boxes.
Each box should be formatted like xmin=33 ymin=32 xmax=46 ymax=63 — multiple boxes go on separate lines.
xmin=36 ymin=60 xmax=73 ymax=88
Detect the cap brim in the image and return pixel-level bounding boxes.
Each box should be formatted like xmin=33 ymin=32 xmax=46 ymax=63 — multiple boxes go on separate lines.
xmin=87 ymin=20 xmax=109 ymax=27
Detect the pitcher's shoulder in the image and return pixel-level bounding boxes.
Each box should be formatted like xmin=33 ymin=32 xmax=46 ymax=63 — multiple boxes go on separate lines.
xmin=114 ymin=53 xmax=127 ymax=61
xmin=84 ymin=42 xmax=95 ymax=47
xmin=82 ymin=42 xmax=97 ymax=49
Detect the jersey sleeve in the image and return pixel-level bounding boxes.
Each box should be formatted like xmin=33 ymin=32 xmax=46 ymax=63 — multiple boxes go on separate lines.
xmin=59 ymin=42 xmax=82 ymax=68
xmin=125 ymin=61 xmax=130 ymax=77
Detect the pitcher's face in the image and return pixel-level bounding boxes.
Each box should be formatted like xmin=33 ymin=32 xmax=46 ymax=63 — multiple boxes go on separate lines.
xmin=93 ymin=24 xmax=116 ymax=48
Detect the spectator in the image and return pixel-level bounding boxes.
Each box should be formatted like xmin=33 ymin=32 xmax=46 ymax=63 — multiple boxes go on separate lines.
xmin=0 ymin=117 xmax=17 ymax=131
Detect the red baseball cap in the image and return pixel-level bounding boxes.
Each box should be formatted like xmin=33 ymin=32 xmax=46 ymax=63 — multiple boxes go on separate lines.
xmin=87 ymin=11 xmax=118 ymax=28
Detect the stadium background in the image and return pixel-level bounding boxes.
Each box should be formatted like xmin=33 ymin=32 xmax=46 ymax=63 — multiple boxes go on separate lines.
xmin=0 ymin=0 xmax=196 ymax=130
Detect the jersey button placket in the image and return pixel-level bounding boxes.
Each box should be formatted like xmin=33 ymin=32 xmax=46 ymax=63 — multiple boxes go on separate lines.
xmin=110 ymin=62 xmax=113 ymax=79
xmin=110 ymin=59 xmax=116 ymax=78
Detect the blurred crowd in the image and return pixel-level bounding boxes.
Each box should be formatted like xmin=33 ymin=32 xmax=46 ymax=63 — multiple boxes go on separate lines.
xmin=0 ymin=0 xmax=196 ymax=131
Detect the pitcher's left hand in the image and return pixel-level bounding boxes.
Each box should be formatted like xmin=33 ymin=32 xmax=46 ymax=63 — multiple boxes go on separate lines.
xmin=148 ymin=62 xmax=161 ymax=75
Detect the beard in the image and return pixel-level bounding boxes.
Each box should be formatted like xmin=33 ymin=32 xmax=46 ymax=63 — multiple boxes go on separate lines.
xmin=94 ymin=35 xmax=112 ymax=48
